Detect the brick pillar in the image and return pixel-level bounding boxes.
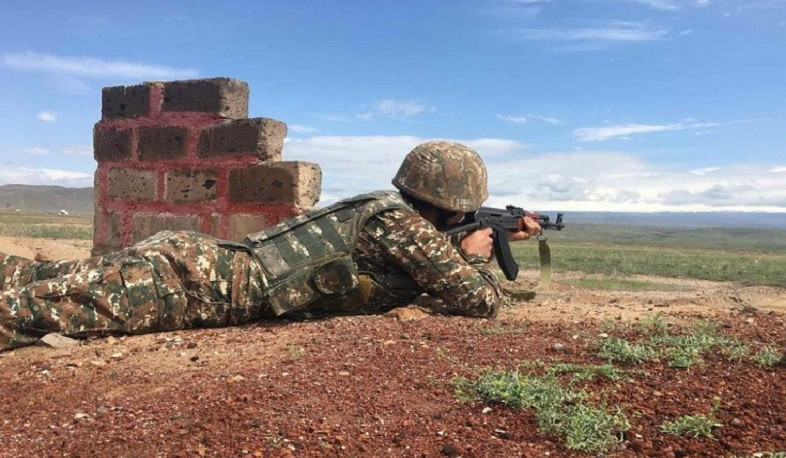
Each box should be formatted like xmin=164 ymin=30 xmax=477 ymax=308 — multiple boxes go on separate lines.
xmin=92 ymin=77 xmax=321 ymax=254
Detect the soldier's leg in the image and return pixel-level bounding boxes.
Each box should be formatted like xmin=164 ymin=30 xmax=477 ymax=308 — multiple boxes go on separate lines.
xmin=0 ymin=255 xmax=189 ymax=351
xmin=0 ymin=252 xmax=118 ymax=291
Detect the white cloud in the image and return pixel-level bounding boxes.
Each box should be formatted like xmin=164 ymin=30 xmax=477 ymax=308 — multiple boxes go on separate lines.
xmin=485 ymin=153 xmax=786 ymax=211
xmin=61 ymin=145 xmax=93 ymax=156
xmin=627 ymin=0 xmax=681 ymax=10
xmin=575 ymin=121 xmax=718 ymax=141
xmin=680 ymin=29 xmax=694 ymax=35
xmin=36 ymin=111 xmax=57 ymax=122
xmin=1 ymin=51 xmax=198 ymax=81
xmin=0 ymin=167 xmax=92 ymax=187
xmin=496 ymin=114 xmax=528 ymax=124
xmin=363 ymin=99 xmax=434 ymax=119
xmin=287 ymin=134 xmax=786 ymax=212
xmin=689 ymin=166 xmax=720 ymax=176
xmin=515 ymin=22 xmax=668 ymax=43
xmin=624 ymin=0 xmax=711 ymax=10
xmin=529 ymin=114 xmax=561 ymax=125
xmin=288 ymin=124 xmax=319 ymax=134
xmin=497 ymin=113 xmax=561 ymax=125
xmin=21 ymin=147 xmax=50 ymax=155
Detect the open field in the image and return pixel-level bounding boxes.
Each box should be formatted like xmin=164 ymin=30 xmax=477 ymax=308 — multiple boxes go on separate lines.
xmin=0 ymin=213 xmax=785 ymax=456
xmin=0 ymin=210 xmax=92 ymax=240
xmin=514 ymin=223 xmax=786 ymax=287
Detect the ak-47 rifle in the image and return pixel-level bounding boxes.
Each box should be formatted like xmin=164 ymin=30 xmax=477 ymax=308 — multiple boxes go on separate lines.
xmin=444 ymin=206 xmax=565 ymax=281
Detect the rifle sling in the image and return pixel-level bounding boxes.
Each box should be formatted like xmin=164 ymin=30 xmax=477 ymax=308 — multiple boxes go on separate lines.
xmin=536 ymin=237 xmax=552 ymax=290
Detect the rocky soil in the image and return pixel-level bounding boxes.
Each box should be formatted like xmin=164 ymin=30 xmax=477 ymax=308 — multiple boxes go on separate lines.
xmin=0 ymin=236 xmax=784 ymax=457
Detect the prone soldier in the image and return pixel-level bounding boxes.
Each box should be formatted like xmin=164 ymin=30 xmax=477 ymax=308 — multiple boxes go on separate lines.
xmin=0 ymin=141 xmax=541 ymax=351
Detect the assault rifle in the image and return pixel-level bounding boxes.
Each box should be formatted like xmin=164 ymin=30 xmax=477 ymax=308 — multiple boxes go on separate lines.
xmin=444 ymin=206 xmax=565 ymax=281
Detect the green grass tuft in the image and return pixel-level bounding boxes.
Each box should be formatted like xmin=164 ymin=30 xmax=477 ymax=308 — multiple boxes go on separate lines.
xmin=548 ymin=362 xmax=626 ymax=383
xmin=660 ymin=413 xmax=722 ymax=439
xmin=598 ymin=337 xmax=657 ymax=365
xmin=751 ymin=345 xmax=782 ymax=367
xmin=454 ymin=368 xmax=629 ymax=454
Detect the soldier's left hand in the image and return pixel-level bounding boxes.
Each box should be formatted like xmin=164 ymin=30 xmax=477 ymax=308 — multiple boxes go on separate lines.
xmin=509 ymin=215 xmax=541 ymax=241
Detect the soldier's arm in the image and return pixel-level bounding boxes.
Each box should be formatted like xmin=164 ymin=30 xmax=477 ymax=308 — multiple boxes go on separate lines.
xmin=364 ymin=209 xmax=501 ymax=318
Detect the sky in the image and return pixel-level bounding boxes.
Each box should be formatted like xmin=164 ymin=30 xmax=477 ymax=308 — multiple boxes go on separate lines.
xmin=1 ymin=0 xmax=785 ymax=212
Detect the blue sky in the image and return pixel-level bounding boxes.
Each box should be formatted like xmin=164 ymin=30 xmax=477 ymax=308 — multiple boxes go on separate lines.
xmin=1 ymin=0 xmax=785 ymax=211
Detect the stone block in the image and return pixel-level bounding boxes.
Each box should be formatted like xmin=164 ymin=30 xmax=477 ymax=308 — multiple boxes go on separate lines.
xmin=107 ymin=168 xmax=157 ymax=201
xmin=227 ymin=214 xmax=270 ymax=241
xmin=165 ymin=169 xmax=219 ymax=204
xmin=94 ymin=211 xmax=123 ymax=250
xmin=210 ymin=214 xmax=222 ymax=238
xmin=132 ymin=214 xmax=201 ymax=242
xmin=228 ymin=161 xmax=321 ymax=207
xmin=102 ymin=84 xmax=151 ymax=119
xmin=198 ymin=118 xmax=285 ymax=161
xmin=138 ymin=126 xmax=188 ymax=161
xmin=162 ymin=78 xmax=249 ymax=118
xmin=93 ymin=126 xmax=133 ymax=161
xmin=36 ymin=333 xmax=79 ymax=349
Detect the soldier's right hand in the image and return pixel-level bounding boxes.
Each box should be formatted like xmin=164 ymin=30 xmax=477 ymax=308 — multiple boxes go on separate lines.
xmin=460 ymin=228 xmax=494 ymax=261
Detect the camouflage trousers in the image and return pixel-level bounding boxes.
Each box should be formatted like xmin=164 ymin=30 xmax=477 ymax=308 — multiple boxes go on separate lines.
xmin=0 ymin=231 xmax=269 ymax=351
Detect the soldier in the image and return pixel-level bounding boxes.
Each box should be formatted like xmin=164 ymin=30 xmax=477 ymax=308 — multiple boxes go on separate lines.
xmin=0 ymin=141 xmax=541 ymax=351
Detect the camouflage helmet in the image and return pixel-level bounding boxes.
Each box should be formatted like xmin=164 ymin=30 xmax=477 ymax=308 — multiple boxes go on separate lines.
xmin=392 ymin=141 xmax=489 ymax=212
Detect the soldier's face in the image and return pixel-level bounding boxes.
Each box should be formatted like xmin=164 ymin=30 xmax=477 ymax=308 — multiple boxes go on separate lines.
xmin=446 ymin=212 xmax=466 ymax=226
xmin=434 ymin=210 xmax=465 ymax=230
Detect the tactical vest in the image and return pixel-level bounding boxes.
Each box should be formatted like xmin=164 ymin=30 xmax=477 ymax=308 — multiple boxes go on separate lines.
xmin=234 ymin=191 xmax=414 ymax=316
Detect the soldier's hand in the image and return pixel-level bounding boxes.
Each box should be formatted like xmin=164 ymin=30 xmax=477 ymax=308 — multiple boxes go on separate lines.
xmin=460 ymin=228 xmax=494 ymax=261
xmin=509 ymin=215 xmax=541 ymax=242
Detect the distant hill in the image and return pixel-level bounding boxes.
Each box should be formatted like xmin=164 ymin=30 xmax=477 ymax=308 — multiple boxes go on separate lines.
xmin=0 ymin=184 xmax=783 ymax=228
xmin=0 ymin=184 xmax=94 ymax=214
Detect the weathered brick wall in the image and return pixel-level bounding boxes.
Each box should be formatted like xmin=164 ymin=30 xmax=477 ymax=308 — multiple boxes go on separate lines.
xmin=92 ymin=77 xmax=321 ymax=254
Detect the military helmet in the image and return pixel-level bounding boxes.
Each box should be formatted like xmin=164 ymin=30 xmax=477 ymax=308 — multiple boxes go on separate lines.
xmin=392 ymin=141 xmax=489 ymax=212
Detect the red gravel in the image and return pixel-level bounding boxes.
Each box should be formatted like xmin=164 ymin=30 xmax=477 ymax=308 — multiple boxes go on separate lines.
xmin=1 ymin=308 xmax=785 ymax=457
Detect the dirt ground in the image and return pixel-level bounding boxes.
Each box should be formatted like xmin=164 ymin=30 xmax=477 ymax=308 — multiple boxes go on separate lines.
xmin=1 ymin=236 xmax=785 ymax=457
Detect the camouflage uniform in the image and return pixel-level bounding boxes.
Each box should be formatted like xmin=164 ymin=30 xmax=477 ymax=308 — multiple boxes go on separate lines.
xmin=0 ymin=191 xmax=500 ymax=351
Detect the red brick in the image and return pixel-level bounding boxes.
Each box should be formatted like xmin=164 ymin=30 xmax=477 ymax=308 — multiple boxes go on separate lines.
xmin=210 ymin=214 xmax=222 ymax=238
xmin=163 ymin=78 xmax=249 ymax=118
xmin=102 ymin=84 xmax=152 ymax=119
xmin=107 ymin=168 xmax=157 ymax=201
xmin=93 ymin=126 xmax=132 ymax=161
xmin=92 ymin=212 xmax=122 ymax=255
xmin=164 ymin=169 xmax=219 ymax=204
xmin=227 ymin=214 xmax=270 ymax=241
xmin=198 ymin=118 xmax=285 ymax=161
xmin=132 ymin=214 xmax=201 ymax=242
xmin=228 ymin=161 xmax=321 ymax=207
xmin=138 ymin=126 xmax=188 ymax=161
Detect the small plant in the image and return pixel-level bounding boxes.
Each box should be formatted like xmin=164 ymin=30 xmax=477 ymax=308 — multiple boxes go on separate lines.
xmin=598 ymin=337 xmax=657 ymax=365
xmin=751 ymin=345 xmax=782 ymax=367
xmin=549 ymin=362 xmax=626 ymax=383
xmin=691 ymin=319 xmax=722 ymax=336
xmin=665 ymin=346 xmax=703 ymax=368
xmin=562 ymin=403 xmax=630 ymax=453
xmin=660 ymin=413 xmax=722 ymax=439
xmin=638 ymin=312 xmax=670 ymax=335
xmin=599 ymin=318 xmax=622 ymax=333
xmin=286 ymin=343 xmax=306 ymax=358
xmin=722 ymin=341 xmax=749 ymax=362
xmin=454 ymin=368 xmax=629 ymax=454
